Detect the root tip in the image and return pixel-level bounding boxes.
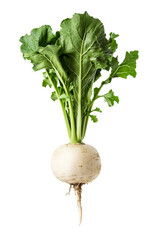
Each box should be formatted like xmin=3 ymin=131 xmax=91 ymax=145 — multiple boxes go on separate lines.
xmin=74 ymin=184 xmax=83 ymax=225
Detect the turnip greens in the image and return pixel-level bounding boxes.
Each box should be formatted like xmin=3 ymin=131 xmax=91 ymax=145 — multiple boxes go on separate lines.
xmin=20 ymin=12 xmax=138 ymax=144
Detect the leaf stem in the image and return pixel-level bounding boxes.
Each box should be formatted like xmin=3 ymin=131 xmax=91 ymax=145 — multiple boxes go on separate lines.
xmin=81 ymin=115 xmax=89 ymax=141
xmin=61 ymin=84 xmax=77 ymax=143
xmin=81 ymin=75 xmax=113 ymax=140
xmin=77 ymin=32 xmax=86 ymax=142
xmin=43 ymin=53 xmax=77 ymax=143
xmin=45 ymin=69 xmax=71 ymax=140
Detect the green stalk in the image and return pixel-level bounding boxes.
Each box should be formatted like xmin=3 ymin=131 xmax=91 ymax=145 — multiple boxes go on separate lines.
xmin=76 ymin=33 xmax=86 ymax=142
xmin=43 ymin=55 xmax=77 ymax=143
xmin=81 ymin=115 xmax=89 ymax=141
xmin=69 ymin=99 xmax=77 ymax=143
xmin=61 ymin=85 xmax=77 ymax=143
xmin=81 ymin=75 xmax=113 ymax=140
xmin=53 ymin=75 xmax=76 ymax=143
xmin=90 ymin=76 xmax=112 ymax=109
xmin=45 ymin=70 xmax=71 ymax=140
xmin=76 ymin=66 xmax=82 ymax=142
xmin=60 ymin=101 xmax=71 ymax=140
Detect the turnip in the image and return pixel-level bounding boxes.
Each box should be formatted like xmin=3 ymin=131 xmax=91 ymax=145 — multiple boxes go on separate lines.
xmin=51 ymin=143 xmax=101 ymax=224
xmin=20 ymin=11 xmax=138 ymax=224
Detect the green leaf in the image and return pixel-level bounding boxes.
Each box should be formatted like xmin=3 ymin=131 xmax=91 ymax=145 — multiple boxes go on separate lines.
xmin=110 ymin=57 xmax=119 ymax=73
xmin=20 ymin=25 xmax=68 ymax=83
xmin=51 ymin=86 xmax=62 ymax=101
xmin=59 ymin=12 xmax=111 ymax=119
xmin=89 ymin=115 xmax=98 ymax=123
xmin=91 ymin=107 xmax=102 ymax=113
xmin=20 ymin=25 xmax=55 ymax=59
xmin=59 ymin=94 xmax=69 ymax=100
xmin=94 ymin=69 xmax=102 ymax=82
xmin=51 ymin=88 xmax=69 ymax=102
xmin=110 ymin=32 xmax=119 ymax=39
xmin=28 ymin=53 xmax=52 ymax=70
xmin=42 ymin=78 xmax=52 ymax=88
xmin=112 ymin=51 xmax=139 ymax=79
xmin=38 ymin=45 xmax=68 ymax=82
xmin=103 ymin=89 xmax=119 ymax=107
xmin=51 ymin=91 xmax=58 ymax=101
xmin=68 ymin=82 xmax=73 ymax=92
xmin=50 ymin=31 xmax=60 ymax=45
xmin=85 ymin=107 xmax=101 ymax=123
xmin=42 ymin=69 xmax=59 ymax=88
xmin=93 ymin=87 xmax=100 ymax=99
xmin=109 ymin=32 xmax=119 ymax=53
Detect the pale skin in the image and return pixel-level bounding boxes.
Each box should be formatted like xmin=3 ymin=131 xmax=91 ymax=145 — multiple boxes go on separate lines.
xmin=51 ymin=143 xmax=101 ymax=224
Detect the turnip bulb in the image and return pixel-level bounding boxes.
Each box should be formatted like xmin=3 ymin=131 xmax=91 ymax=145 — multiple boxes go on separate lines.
xmin=51 ymin=143 xmax=101 ymax=224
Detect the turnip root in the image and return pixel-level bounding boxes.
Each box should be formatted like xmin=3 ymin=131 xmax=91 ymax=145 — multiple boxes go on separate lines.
xmin=51 ymin=143 xmax=101 ymax=224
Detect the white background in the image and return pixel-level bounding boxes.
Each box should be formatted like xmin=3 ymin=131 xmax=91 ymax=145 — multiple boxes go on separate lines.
xmin=0 ymin=0 xmax=154 ymax=239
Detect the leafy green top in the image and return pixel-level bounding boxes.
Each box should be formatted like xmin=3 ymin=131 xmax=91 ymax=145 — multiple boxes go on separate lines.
xmin=20 ymin=12 xmax=139 ymax=143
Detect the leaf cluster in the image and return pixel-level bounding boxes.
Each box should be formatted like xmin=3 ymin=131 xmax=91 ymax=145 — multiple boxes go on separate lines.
xmin=20 ymin=12 xmax=139 ymax=143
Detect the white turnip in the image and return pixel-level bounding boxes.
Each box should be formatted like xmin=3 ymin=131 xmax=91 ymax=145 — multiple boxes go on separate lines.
xmin=51 ymin=143 xmax=101 ymax=224
xmin=20 ymin=11 xmax=138 ymax=224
